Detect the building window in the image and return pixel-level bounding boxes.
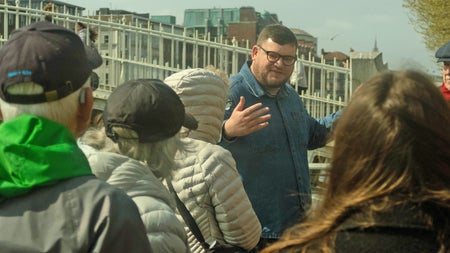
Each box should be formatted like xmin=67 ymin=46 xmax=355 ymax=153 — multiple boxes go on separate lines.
xmin=105 ymin=53 xmax=109 ymax=66
xmin=104 ymin=35 xmax=109 ymax=44
xmin=105 ymin=73 xmax=109 ymax=85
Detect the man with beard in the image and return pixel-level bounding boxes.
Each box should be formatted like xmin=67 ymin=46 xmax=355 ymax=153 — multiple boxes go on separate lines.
xmin=435 ymin=40 xmax=450 ymax=101
xmin=220 ymin=24 xmax=341 ymax=249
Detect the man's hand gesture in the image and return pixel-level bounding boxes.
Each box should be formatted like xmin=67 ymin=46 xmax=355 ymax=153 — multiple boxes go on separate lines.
xmin=223 ymin=96 xmax=271 ymax=140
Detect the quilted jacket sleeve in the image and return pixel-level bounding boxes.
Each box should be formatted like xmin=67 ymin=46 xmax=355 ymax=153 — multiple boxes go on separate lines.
xmin=134 ymin=195 xmax=190 ymax=253
xmin=204 ymin=146 xmax=262 ymax=250
xmin=86 ymin=152 xmax=190 ymax=253
xmin=89 ymin=184 xmax=153 ymax=253
xmin=173 ymin=141 xmax=261 ymax=251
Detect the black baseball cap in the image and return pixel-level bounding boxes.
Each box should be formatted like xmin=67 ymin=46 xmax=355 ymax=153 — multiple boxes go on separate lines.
xmin=0 ymin=21 xmax=94 ymax=104
xmin=103 ymin=79 xmax=198 ymax=143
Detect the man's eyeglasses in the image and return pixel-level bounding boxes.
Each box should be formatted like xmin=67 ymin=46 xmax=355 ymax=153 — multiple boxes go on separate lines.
xmin=257 ymin=45 xmax=297 ymax=66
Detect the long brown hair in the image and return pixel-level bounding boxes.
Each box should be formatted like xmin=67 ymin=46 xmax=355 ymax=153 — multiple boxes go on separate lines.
xmin=262 ymin=70 xmax=450 ymax=253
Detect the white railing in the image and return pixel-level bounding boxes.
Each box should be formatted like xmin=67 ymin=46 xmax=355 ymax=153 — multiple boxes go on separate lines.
xmin=309 ymin=162 xmax=330 ymax=207
xmin=1 ymin=2 xmax=351 ymax=117
xmin=1 ymin=1 xmax=341 ymax=197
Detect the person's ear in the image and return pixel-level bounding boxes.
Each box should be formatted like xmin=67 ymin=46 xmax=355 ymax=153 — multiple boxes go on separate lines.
xmin=251 ymin=45 xmax=259 ymax=61
xmin=75 ymin=87 xmax=94 ymax=137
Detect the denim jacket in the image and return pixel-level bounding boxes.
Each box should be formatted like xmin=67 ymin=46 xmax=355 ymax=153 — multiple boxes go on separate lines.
xmin=220 ymin=61 xmax=340 ymax=238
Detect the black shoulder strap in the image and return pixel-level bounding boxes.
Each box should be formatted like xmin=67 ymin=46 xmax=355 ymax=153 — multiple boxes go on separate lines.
xmin=166 ymin=179 xmax=210 ymax=250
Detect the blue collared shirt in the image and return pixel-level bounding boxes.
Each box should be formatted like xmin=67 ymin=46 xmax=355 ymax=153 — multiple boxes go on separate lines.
xmin=220 ymin=61 xmax=340 ymax=238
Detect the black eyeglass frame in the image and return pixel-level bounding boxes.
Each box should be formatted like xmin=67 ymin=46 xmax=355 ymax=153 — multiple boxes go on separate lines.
xmin=257 ymin=45 xmax=297 ymax=66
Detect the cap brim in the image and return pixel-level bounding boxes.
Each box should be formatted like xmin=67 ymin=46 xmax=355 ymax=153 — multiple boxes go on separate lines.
xmin=183 ymin=113 xmax=198 ymax=130
xmin=437 ymin=57 xmax=450 ymax=63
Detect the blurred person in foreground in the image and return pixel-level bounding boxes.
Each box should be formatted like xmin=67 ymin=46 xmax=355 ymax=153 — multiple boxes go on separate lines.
xmin=79 ymin=79 xmax=195 ymax=253
xmin=0 ymin=21 xmax=151 ymax=252
xmin=164 ymin=67 xmax=261 ymax=252
xmin=261 ymin=70 xmax=450 ymax=253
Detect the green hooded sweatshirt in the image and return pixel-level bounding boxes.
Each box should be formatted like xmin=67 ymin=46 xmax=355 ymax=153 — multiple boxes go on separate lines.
xmin=0 ymin=114 xmax=92 ymax=202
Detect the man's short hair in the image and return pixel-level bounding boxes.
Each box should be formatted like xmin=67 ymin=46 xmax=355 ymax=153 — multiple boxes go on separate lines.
xmin=257 ymin=24 xmax=298 ymax=47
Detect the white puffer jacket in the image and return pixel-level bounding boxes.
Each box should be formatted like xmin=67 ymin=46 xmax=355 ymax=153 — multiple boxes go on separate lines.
xmin=165 ymin=68 xmax=262 ymax=253
xmin=80 ymin=145 xmax=190 ymax=253
xmin=172 ymin=139 xmax=261 ymax=252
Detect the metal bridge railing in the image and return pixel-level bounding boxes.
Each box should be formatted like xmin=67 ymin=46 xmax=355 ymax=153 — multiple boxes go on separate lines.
xmin=1 ymin=2 xmax=352 ymax=118
xmin=1 ymin=1 xmax=343 ymax=199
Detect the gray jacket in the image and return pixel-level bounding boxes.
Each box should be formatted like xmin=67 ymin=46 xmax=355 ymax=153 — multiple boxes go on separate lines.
xmin=0 ymin=175 xmax=152 ymax=253
xmin=81 ymin=147 xmax=190 ymax=253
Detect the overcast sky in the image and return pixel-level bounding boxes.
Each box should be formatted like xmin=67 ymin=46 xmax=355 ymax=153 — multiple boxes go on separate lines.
xmin=72 ymin=0 xmax=440 ymax=75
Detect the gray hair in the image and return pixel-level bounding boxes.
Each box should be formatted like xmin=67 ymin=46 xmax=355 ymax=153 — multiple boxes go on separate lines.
xmin=0 ymin=81 xmax=89 ymax=128
xmin=81 ymin=125 xmax=182 ymax=179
